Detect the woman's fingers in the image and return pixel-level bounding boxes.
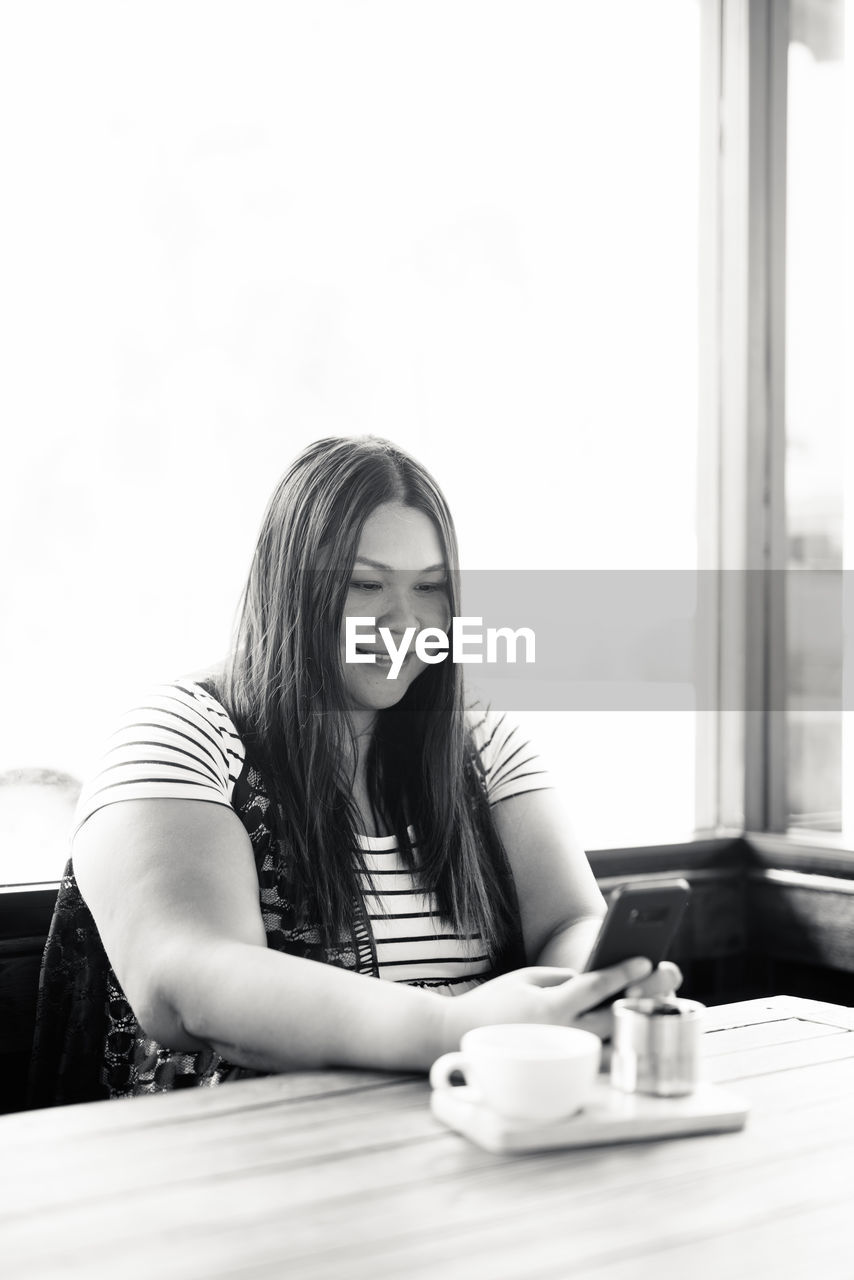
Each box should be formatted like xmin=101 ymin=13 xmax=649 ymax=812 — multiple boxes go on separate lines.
xmin=549 ymin=957 xmax=653 ymax=1018
xmin=623 ymin=960 xmax=683 ymax=1000
xmin=573 ymin=961 xmax=684 ymax=1042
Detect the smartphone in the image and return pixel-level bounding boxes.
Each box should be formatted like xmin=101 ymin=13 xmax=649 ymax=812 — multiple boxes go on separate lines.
xmin=584 ymin=878 xmax=691 ymax=977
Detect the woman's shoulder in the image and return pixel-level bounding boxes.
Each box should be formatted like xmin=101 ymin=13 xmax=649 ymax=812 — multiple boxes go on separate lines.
xmin=127 ymin=672 xmax=245 ymax=754
xmin=71 ymin=672 xmax=247 ymax=838
xmin=464 ymin=704 xmax=522 ymax=757
xmin=171 ymin=669 xmax=241 ymax=733
xmin=464 ymin=705 xmax=554 ymax=805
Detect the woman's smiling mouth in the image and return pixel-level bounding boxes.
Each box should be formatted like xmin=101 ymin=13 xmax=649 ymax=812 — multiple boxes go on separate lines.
xmin=355 ymin=645 xmax=398 ymax=667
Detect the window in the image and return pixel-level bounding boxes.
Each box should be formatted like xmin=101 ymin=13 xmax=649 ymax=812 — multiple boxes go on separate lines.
xmin=784 ymin=0 xmax=847 ymax=834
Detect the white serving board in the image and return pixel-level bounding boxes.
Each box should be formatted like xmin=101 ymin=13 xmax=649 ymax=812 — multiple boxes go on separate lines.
xmin=430 ymin=1077 xmax=749 ymax=1154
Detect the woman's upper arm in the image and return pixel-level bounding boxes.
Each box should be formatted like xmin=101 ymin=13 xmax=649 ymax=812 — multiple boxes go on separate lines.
xmin=470 ymin=708 xmax=606 ymax=960
xmin=72 ymin=798 xmax=266 ymax=1043
xmin=490 ymin=787 xmax=606 ymax=963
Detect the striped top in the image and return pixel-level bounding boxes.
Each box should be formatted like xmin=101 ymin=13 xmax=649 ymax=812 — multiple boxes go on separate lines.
xmin=73 ymin=681 xmax=552 ymax=995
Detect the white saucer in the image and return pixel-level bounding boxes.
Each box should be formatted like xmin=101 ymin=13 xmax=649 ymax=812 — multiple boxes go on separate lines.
xmin=430 ymin=1077 xmax=749 ymax=1154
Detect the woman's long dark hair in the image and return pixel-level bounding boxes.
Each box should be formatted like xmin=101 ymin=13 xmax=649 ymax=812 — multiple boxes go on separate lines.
xmin=222 ymin=436 xmax=520 ymax=957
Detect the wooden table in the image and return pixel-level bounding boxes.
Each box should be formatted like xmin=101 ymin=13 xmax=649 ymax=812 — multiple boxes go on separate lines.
xmin=2 ymin=995 xmax=852 ymax=1280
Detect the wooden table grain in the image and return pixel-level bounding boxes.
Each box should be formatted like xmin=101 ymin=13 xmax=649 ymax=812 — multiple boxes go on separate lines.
xmin=2 ymin=995 xmax=853 ymax=1280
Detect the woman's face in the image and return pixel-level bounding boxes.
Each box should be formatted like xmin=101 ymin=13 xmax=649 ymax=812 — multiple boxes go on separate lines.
xmin=340 ymin=502 xmax=450 ymax=726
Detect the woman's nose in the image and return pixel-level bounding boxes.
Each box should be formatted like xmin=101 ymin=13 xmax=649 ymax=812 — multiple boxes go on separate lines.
xmin=376 ymin=581 xmax=420 ymax=633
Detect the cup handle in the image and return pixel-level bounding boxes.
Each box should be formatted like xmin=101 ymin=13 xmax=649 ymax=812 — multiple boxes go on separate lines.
xmin=429 ymin=1051 xmax=469 ymax=1091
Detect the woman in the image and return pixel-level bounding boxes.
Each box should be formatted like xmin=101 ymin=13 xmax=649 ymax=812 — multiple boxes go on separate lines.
xmin=29 ymin=436 xmax=677 ymax=1105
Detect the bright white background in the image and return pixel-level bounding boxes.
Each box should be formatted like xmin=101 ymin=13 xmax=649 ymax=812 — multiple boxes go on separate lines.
xmin=0 ymin=1 xmax=700 ymax=878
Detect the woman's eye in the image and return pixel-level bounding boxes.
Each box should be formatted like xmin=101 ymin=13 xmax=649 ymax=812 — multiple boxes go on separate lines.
xmin=415 ymin=581 xmax=447 ymax=594
xmin=349 ymin=580 xmax=382 ymax=592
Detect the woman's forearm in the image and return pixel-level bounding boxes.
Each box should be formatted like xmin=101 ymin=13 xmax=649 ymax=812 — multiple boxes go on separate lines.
xmin=156 ymin=938 xmax=448 ymax=1074
xmin=534 ymin=915 xmax=604 ymax=971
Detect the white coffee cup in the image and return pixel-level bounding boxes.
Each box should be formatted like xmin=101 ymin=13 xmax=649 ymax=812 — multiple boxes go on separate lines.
xmin=429 ymin=1023 xmax=602 ymax=1123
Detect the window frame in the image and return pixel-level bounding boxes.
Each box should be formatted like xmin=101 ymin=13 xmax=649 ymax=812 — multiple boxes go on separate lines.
xmin=696 ymin=0 xmax=791 ymax=837
xmin=698 ymin=0 xmax=851 ymax=864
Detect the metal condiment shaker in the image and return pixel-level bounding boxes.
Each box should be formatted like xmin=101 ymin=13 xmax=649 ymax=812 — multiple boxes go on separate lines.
xmin=611 ymin=996 xmax=705 ymax=1097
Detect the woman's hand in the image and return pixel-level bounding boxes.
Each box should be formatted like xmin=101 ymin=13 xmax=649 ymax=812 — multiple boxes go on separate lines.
xmin=437 ymin=957 xmax=683 ymax=1053
xmin=573 ymin=958 xmax=683 ymax=1041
